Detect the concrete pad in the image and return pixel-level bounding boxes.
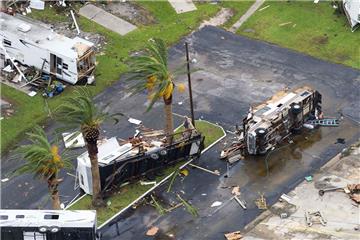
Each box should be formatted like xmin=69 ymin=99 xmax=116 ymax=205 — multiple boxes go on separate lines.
xmin=168 ymin=0 xmax=197 ymax=14
xmin=79 ymin=4 xmax=137 ymax=36
xmin=243 ymin=147 xmax=360 ymax=240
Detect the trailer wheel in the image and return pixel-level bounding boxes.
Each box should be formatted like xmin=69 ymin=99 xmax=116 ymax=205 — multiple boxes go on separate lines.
xmin=291 ymin=103 xmax=302 ymax=115
xmin=160 ymin=149 xmax=167 ymax=156
xmin=255 ymin=128 xmax=267 ymax=137
xmin=150 ymin=153 xmax=159 ymax=160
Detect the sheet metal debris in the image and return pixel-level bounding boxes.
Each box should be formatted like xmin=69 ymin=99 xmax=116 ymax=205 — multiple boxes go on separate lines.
xmin=305 ymin=211 xmax=327 ymax=227
xmin=211 ymin=201 xmax=222 ymax=208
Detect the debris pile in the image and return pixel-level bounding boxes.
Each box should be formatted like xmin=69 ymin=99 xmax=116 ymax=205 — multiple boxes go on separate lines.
xmin=347 ymin=184 xmax=360 ymax=203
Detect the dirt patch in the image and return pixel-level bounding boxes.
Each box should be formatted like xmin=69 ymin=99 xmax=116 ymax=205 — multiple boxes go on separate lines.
xmin=199 ymin=8 xmax=234 ymax=29
xmin=97 ymin=2 xmax=156 ymax=26
xmin=1 ymin=98 xmax=15 ymax=119
xmin=335 ymin=53 xmax=350 ymax=62
xmin=312 ymin=35 xmax=329 ymax=45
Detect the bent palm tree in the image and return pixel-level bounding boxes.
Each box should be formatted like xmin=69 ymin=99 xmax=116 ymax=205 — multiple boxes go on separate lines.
xmin=15 ymin=126 xmax=71 ymax=210
xmin=126 ymin=38 xmax=185 ymax=143
xmin=54 ymin=87 xmax=119 ymax=207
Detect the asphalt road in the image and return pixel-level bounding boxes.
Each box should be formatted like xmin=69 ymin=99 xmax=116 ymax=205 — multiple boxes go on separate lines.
xmin=98 ymin=26 xmax=360 ymax=239
xmin=1 ymin=26 xmax=359 ymax=239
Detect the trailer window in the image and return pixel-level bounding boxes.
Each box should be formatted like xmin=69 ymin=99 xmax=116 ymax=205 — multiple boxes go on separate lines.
xmin=3 ymin=39 xmax=11 ymax=46
xmin=63 ymin=63 xmax=68 ymax=70
xmin=23 ymin=232 xmax=46 ymax=240
xmin=0 ymin=215 xmax=8 ymax=220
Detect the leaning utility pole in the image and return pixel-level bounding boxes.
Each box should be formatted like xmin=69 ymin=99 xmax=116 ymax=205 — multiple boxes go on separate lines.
xmin=185 ymin=42 xmax=195 ymax=127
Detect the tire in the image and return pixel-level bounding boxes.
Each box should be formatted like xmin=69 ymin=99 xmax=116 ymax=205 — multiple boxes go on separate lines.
xmin=160 ymin=149 xmax=167 ymax=156
xmin=255 ymin=128 xmax=267 ymax=137
xmin=150 ymin=153 xmax=159 ymax=160
xmin=291 ymin=103 xmax=302 ymax=115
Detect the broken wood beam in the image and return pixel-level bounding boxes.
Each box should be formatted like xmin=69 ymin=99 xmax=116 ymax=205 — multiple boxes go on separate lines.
xmin=189 ymin=163 xmax=220 ymax=176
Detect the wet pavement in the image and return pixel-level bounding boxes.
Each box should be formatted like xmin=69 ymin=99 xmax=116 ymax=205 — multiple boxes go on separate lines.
xmin=97 ymin=26 xmax=360 ymax=239
xmin=1 ymin=26 xmax=359 ymax=239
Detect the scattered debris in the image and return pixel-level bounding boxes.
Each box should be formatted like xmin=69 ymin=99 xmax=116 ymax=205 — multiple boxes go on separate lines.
xmin=211 ymin=201 xmax=223 ymax=208
xmin=279 ymin=21 xmax=292 ymax=27
xmin=258 ymin=5 xmax=270 ymax=12
xmin=231 ymin=186 xmax=240 ymax=196
xmin=128 ymin=118 xmax=142 ymax=125
xmin=305 ymin=176 xmax=313 ymax=182
xmin=180 ymin=168 xmax=189 ymax=176
xmin=224 ymin=231 xmax=242 ymax=240
xmin=255 ymin=193 xmax=267 ymax=210
xmin=140 ymin=181 xmax=156 ymax=186
xmin=336 ymin=138 xmax=346 ymax=144
xmin=178 ymin=101 xmax=183 ymax=105
xmin=1 ymin=178 xmax=9 ymax=183
xmin=189 ymin=163 xmax=220 ymax=176
xmin=347 ymin=184 xmax=360 ymax=204
xmin=280 ymin=213 xmax=288 ymax=219
xmin=70 ymin=10 xmax=80 ymax=35
xmin=280 ymin=193 xmax=292 ymax=203
xmin=150 ymin=195 xmax=166 ymax=215
xmin=318 ymin=186 xmax=345 ymax=196
xmin=146 ymin=226 xmax=159 ymax=236
xmin=305 ymin=211 xmax=327 ymax=227
xmin=165 ymin=202 xmax=183 ymax=213
xmin=62 ymin=131 xmax=85 ymax=149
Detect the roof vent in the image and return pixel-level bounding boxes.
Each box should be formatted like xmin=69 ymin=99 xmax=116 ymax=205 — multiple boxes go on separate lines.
xmin=17 ymin=23 xmax=31 ymax=33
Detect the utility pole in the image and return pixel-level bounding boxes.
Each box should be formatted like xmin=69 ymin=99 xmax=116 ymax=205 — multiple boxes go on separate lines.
xmin=185 ymin=42 xmax=195 ymax=127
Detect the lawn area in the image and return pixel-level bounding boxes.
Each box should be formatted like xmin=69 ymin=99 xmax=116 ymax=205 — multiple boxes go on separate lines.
xmin=68 ymin=120 xmax=225 ymax=226
xmin=1 ymin=2 xmax=222 ymax=153
xmin=237 ymin=1 xmax=360 ymax=69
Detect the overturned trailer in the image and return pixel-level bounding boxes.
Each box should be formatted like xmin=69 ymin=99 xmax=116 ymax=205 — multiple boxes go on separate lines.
xmin=221 ymin=86 xmax=322 ymax=162
xmin=0 ymin=13 xmax=96 ymax=84
xmin=77 ymin=125 xmax=205 ymax=195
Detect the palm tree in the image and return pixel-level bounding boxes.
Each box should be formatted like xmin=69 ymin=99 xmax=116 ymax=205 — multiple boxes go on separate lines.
xmin=54 ymin=87 xmax=119 ymax=207
xmin=126 ymin=38 xmax=185 ymax=143
xmin=15 ymin=126 xmax=71 ymax=210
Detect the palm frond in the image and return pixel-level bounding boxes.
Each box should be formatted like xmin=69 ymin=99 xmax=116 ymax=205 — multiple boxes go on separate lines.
xmin=14 ymin=125 xmax=72 ymax=180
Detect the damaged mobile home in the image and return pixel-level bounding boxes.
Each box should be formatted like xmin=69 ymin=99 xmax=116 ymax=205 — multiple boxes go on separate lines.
xmin=77 ymin=121 xmax=205 ymax=195
xmin=0 ymin=13 xmax=96 ymax=84
xmin=342 ymin=0 xmax=360 ymax=31
xmin=221 ymin=86 xmax=322 ymax=162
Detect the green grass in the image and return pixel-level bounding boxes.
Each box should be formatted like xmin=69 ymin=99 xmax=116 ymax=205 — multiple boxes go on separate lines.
xmin=68 ymin=120 xmax=224 ymax=225
xmin=1 ymin=2 xmax=221 ymax=154
xmin=237 ymin=1 xmax=360 ymax=69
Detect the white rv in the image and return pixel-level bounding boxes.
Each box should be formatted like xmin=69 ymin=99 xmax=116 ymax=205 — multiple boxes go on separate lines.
xmin=0 ymin=13 xmax=96 ymax=84
xmin=0 ymin=210 xmax=98 ymax=240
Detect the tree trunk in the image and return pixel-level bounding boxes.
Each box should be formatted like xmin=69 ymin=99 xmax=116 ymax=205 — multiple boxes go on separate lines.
xmin=0 ymin=1 xmax=6 ymax=12
xmin=163 ymin=95 xmax=174 ymax=144
xmin=87 ymin=141 xmax=104 ymax=207
xmin=48 ymin=176 xmax=61 ymax=210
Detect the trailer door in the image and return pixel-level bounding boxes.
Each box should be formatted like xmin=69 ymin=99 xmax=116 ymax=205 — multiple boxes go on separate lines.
xmin=50 ymin=54 xmax=63 ymax=77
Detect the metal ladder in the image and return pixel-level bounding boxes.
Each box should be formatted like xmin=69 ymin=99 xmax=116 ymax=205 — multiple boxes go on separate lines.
xmin=307 ymin=118 xmax=339 ymax=127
